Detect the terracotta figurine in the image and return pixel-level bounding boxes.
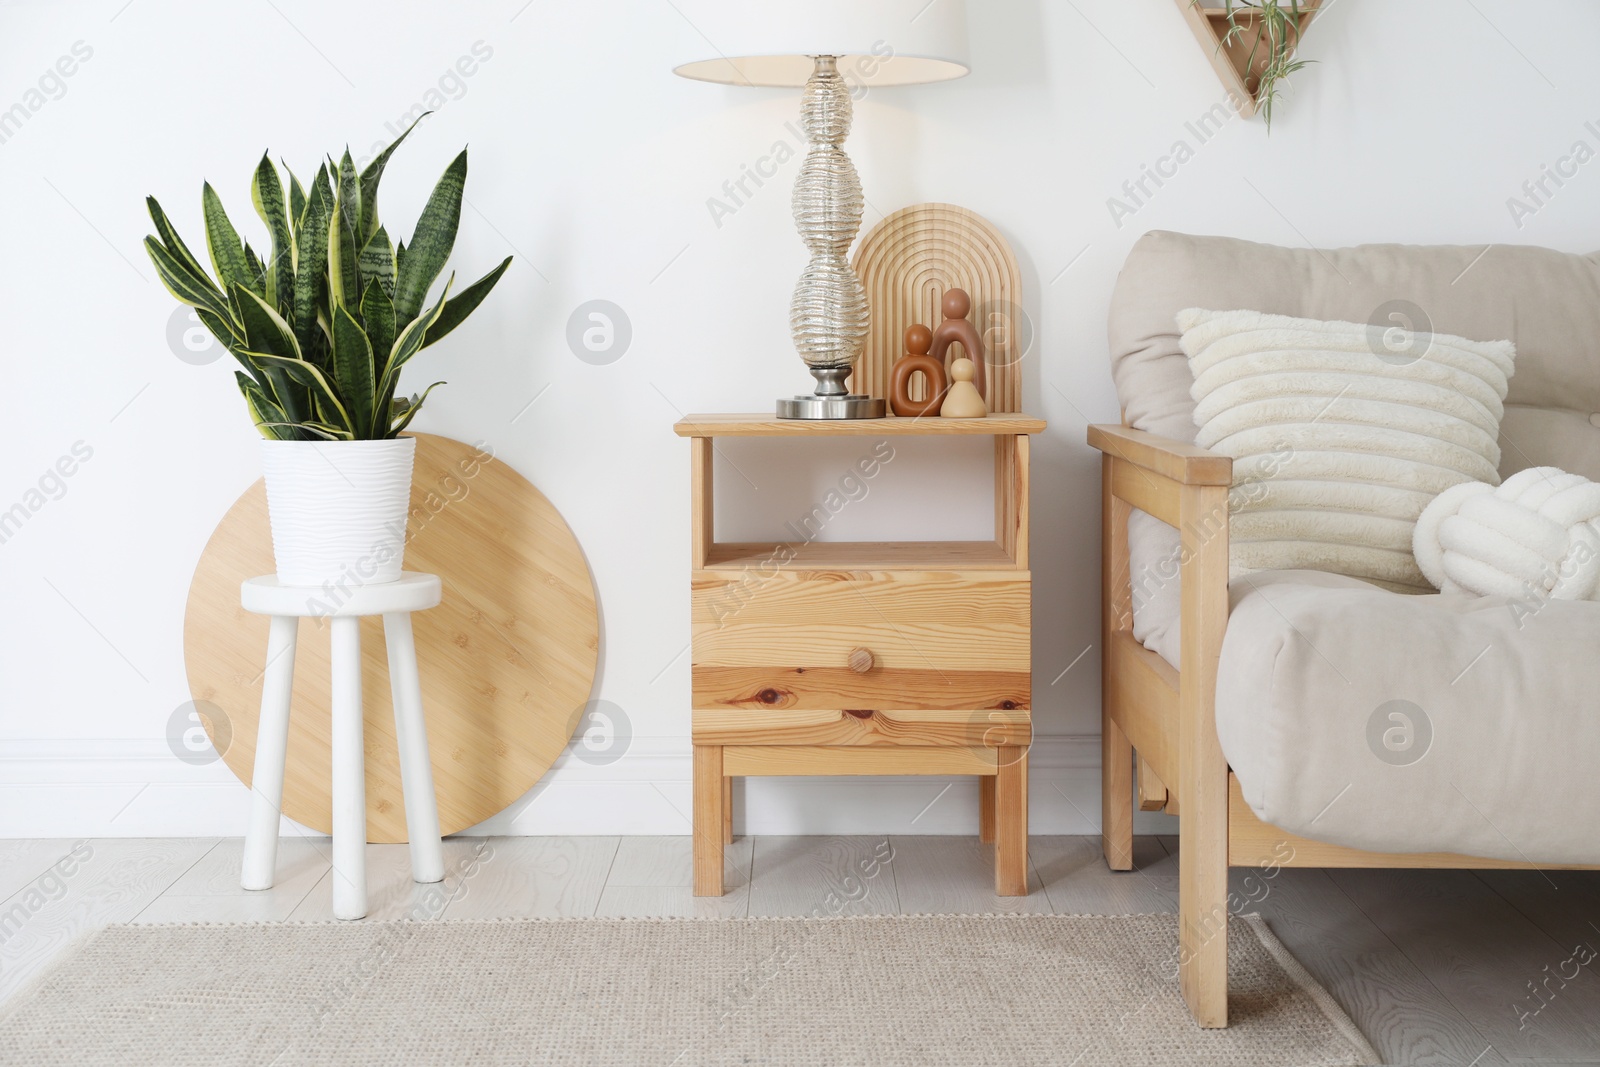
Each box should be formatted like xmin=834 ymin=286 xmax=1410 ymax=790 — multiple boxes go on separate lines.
xmin=888 ymin=324 xmax=948 ymax=418
xmin=927 ymin=288 xmax=987 ymax=405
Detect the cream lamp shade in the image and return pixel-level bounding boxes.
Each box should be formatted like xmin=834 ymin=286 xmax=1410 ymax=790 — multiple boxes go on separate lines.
xmin=672 ymin=0 xmax=969 ymax=88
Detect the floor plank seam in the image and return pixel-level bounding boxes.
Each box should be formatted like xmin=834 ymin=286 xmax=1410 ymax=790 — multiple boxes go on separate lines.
xmin=1323 ymin=868 xmax=1513 ymax=1062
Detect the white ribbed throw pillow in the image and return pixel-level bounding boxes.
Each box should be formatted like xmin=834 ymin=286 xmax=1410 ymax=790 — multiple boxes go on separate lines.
xmin=1178 ymin=307 xmax=1516 ymax=591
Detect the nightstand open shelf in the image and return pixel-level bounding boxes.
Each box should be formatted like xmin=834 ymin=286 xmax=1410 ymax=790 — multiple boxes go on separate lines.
xmin=675 ymin=413 xmax=1046 ymax=898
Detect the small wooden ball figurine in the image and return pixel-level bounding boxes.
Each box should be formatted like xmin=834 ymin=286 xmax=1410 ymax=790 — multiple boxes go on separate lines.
xmin=888 ymin=324 xmax=948 ymax=418
xmin=940 ymin=357 xmax=988 ymax=418
xmin=927 ymin=288 xmax=987 ymax=408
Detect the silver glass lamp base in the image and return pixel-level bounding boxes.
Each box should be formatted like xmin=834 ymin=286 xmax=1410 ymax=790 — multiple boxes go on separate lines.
xmin=775 ymin=365 xmax=885 ymax=420
xmin=775 ymin=56 xmax=881 ymax=422
xmin=775 ymin=394 xmax=885 ymax=419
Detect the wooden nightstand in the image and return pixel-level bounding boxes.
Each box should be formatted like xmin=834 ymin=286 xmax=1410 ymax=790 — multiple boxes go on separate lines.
xmin=673 ymin=413 xmax=1046 ymax=897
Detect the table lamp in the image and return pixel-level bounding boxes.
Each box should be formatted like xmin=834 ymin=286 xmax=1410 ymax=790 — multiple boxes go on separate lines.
xmin=674 ymin=1 xmax=969 ymax=419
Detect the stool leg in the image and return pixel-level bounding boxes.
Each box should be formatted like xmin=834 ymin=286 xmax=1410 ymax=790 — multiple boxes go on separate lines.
xmin=330 ymin=616 xmax=368 ymax=920
xmin=384 ymin=611 xmax=445 ymax=884
xmin=242 ymin=615 xmax=297 ymax=891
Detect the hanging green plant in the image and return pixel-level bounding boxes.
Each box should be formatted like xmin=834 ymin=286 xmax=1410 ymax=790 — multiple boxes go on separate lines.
xmin=143 ymin=116 xmax=512 ymax=441
xmin=1206 ymin=0 xmax=1317 ymax=130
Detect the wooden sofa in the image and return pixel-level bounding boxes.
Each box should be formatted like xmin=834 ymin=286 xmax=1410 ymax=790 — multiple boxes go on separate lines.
xmin=1090 ymin=231 xmax=1600 ymax=1028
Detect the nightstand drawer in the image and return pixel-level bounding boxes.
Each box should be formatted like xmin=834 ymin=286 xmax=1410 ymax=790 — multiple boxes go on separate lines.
xmin=691 ymin=572 xmax=1030 ymax=711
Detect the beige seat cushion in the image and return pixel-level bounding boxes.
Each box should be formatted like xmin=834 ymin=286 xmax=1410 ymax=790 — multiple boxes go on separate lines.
xmin=1217 ymin=569 xmax=1600 ymax=865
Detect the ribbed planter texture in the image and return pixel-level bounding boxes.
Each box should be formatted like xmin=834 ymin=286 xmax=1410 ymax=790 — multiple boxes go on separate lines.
xmin=260 ymin=437 xmax=416 ymax=587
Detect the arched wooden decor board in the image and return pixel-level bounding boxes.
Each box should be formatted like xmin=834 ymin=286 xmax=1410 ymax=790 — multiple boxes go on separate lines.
xmin=184 ymin=433 xmax=600 ymax=842
xmin=850 ymin=203 xmax=1024 ymax=413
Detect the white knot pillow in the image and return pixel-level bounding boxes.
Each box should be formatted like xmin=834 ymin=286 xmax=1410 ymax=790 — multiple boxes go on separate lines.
xmin=1413 ymin=467 xmax=1600 ymax=600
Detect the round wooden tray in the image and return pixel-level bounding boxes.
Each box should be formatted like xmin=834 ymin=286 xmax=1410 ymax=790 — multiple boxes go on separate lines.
xmin=184 ymin=433 xmax=599 ymax=842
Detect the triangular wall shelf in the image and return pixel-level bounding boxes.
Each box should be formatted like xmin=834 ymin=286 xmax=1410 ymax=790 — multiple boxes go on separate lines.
xmin=1176 ymin=0 xmax=1320 ymax=120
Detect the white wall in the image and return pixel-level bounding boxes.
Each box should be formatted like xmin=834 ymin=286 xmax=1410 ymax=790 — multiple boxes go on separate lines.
xmin=3 ymin=0 xmax=1599 ymax=838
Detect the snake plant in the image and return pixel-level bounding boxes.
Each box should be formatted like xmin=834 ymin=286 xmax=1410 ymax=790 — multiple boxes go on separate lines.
xmin=144 ymin=118 xmax=511 ymax=440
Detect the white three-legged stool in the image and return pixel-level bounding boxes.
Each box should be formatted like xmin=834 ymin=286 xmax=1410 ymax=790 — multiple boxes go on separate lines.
xmin=239 ymin=572 xmax=445 ymax=920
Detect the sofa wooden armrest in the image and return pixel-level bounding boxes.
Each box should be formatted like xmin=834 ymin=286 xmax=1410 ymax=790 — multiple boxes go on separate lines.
xmin=1086 ymin=424 xmax=1233 ymax=487
xmin=1088 ymin=424 xmax=1233 ymax=1026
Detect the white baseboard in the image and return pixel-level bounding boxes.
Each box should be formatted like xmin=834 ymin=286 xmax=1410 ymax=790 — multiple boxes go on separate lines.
xmin=0 ymin=736 xmax=1178 ymax=838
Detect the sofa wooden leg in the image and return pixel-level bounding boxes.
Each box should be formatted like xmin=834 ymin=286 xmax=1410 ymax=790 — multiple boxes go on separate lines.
xmin=978 ymin=774 xmax=996 ymax=844
xmin=1102 ymin=714 xmax=1134 ymax=870
xmin=994 ymin=749 xmax=1028 ymax=896
xmin=1177 ymin=818 xmax=1229 ymax=1028
xmin=1178 ymin=481 xmax=1231 ymax=1028
xmin=693 ymin=745 xmax=724 ymax=896
xmin=722 ymin=776 xmax=734 ymax=844
xmin=1178 ymin=800 xmax=1229 ymax=1026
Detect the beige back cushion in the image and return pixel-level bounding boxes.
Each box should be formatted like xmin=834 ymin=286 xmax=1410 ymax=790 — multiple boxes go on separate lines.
xmin=1108 ymin=231 xmax=1600 ymax=481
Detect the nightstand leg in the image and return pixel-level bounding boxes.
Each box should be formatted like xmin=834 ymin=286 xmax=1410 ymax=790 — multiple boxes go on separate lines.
xmin=995 ymin=748 xmax=1028 ymax=896
xmin=978 ymin=775 xmax=996 ymax=844
xmin=722 ymin=776 xmax=734 ymax=844
xmin=694 ymin=745 xmax=725 ymax=896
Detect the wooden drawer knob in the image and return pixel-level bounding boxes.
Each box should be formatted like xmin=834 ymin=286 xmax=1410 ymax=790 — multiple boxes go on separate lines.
xmin=848 ymin=647 xmax=876 ymax=674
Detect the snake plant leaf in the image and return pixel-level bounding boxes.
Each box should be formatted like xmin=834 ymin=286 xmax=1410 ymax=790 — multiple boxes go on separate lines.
xmin=232 ymin=285 xmax=302 ymax=361
xmin=384 ymin=273 xmax=453 ymax=381
xmin=392 ymin=149 xmax=466 ymax=321
xmin=307 ymin=163 xmax=335 ymax=232
xmin=236 ymin=371 xmax=291 ymax=440
xmin=251 ymin=154 xmax=296 ymax=312
xmin=202 ymin=182 xmax=253 ymax=294
xmin=260 ymin=420 xmax=352 ymax=441
xmin=362 ymin=278 xmax=400 ymax=432
xmin=423 ymin=255 xmax=512 ymax=349
xmin=359 ymin=278 xmax=396 ymax=375
xmin=389 ymin=381 xmax=445 ymax=435
xmin=328 ymin=208 xmax=361 ymax=311
xmin=194 ymin=306 xmax=245 ymax=353
xmin=287 ymin=168 xmax=306 ymax=230
xmin=243 ymin=242 xmax=267 ymax=293
xmin=231 ymin=286 xmax=313 ymax=423
xmin=145 ymin=197 xmax=212 ymax=287
xmin=293 ymin=180 xmax=332 ymax=360
xmin=395 ymin=239 xmax=406 ymax=279
xmin=144 ymin=236 xmax=237 ymax=326
xmin=357 ymin=112 xmax=429 ymax=246
xmin=358 ymin=225 xmax=396 ymax=299
xmin=243 ymin=350 xmax=352 ymax=433
xmin=331 ymin=302 xmax=377 ymax=437
xmin=336 ymin=147 xmax=361 ymax=245
xmin=377 ymin=274 xmax=453 ymax=416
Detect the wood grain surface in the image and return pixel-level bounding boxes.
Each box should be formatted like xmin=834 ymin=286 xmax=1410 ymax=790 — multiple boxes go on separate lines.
xmin=672 ymin=413 xmax=1045 ymax=437
xmin=692 ymin=572 xmax=1029 ymax=713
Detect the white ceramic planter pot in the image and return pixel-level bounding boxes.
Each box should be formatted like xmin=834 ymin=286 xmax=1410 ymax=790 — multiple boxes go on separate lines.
xmin=260 ymin=437 xmax=416 ymax=587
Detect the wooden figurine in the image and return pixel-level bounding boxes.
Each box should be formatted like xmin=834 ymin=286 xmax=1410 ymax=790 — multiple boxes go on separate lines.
xmin=927 ymin=288 xmax=987 ymax=404
xmin=888 ymin=324 xmax=948 ymax=418
xmin=940 ymin=357 xmax=988 ymax=418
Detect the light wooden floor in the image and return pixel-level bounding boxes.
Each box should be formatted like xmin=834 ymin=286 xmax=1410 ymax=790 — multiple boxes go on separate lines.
xmin=2 ymin=834 xmax=1598 ymax=1065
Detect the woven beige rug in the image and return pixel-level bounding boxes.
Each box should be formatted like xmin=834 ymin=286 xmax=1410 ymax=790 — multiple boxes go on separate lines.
xmin=0 ymin=914 xmax=1376 ymax=1065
